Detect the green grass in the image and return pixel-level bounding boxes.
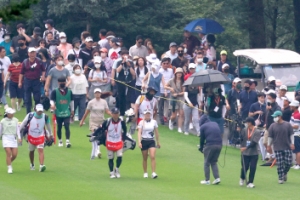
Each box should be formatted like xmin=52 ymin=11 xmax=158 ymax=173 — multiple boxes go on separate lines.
xmin=0 ymin=107 xmax=299 ymax=200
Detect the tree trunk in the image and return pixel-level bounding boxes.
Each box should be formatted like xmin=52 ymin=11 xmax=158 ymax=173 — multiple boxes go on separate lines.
xmin=293 ymin=0 xmax=300 ymax=53
xmin=270 ymin=1 xmax=278 ymax=48
xmin=248 ymin=0 xmax=267 ymax=48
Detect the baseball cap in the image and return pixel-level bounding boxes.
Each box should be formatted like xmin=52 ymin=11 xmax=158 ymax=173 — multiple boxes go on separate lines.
xmin=282 ymin=96 xmax=291 ymax=102
xmin=43 ymin=19 xmax=54 ymax=26
xmin=16 ymin=23 xmax=25 ymax=29
xmin=233 ymin=78 xmax=242 ymax=83
xmin=85 ymin=37 xmax=93 ymax=42
xmin=188 ymin=63 xmax=196 ymax=69
xmin=111 ymin=107 xmax=120 ymax=114
xmin=222 ymin=63 xmax=229 ymax=69
xmin=111 ymin=37 xmax=120 ymax=46
xmin=279 ymin=85 xmax=287 ymax=90
xmin=144 ymin=109 xmax=152 ymax=114
xmin=220 ymin=50 xmax=227 ymax=55
xmin=5 ymin=107 xmax=16 ymax=114
xmin=268 ymin=76 xmax=276 ymax=82
xmin=271 ymin=110 xmax=282 ymax=118
xmin=94 ymin=88 xmax=102 ymax=93
xmin=59 ymin=32 xmax=67 ymax=38
xmin=94 ymin=56 xmax=102 ymax=64
xmin=58 ymin=76 xmax=66 ymax=82
xmin=33 ymin=27 xmax=41 ymax=35
xmin=146 ymin=53 xmax=159 ymax=63
xmin=106 ymin=35 xmax=115 ymax=40
xmin=36 ymin=104 xmax=44 ymax=112
xmin=100 ymin=48 xmax=108 ymax=53
xmin=147 ymin=86 xmax=158 ymax=93
xmin=289 ymin=100 xmax=300 ymax=107
xmin=169 ymin=42 xmax=177 ymax=48
xmin=28 ymin=47 xmax=37 ymax=53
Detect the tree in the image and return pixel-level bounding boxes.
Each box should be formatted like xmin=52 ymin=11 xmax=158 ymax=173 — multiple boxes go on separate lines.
xmin=293 ymin=0 xmax=300 ymax=53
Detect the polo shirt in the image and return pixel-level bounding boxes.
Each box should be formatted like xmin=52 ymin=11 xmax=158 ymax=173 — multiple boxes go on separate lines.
xmin=7 ymin=63 xmax=22 ymax=83
xmin=20 ymin=58 xmax=45 ymax=80
xmin=290 ymin=110 xmax=300 ymax=133
xmin=165 ymin=50 xmax=178 ymax=62
xmin=0 ymin=41 xmax=12 ymax=59
xmin=195 ymin=63 xmax=207 ymax=72
xmin=282 ymin=106 xmax=293 ymax=122
xmin=249 ymin=102 xmax=266 ymax=127
xmin=208 ymin=95 xmax=225 ymax=118
xmin=79 ymin=47 xmax=93 ymax=68
xmin=159 ymin=68 xmax=174 ymax=93
xmin=29 ymin=36 xmax=42 ymax=47
xmin=171 ymin=57 xmax=188 ymax=68
xmin=129 ymin=45 xmax=148 ymax=58
xmin=239 ymin=90 xmax=258 ymax=117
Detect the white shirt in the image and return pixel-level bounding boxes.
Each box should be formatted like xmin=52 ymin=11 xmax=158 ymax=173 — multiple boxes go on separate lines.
xmin=69 ymin=74 xmax=89 ymax=95
xmin=108 ymin=47 xmax=121 ymax=61
xmin=159 ymin=68 xmax=174 ymax=93
xmin=276 ymin=96 xmax=284 ymax=108
xmin=135 ymin=67 xmax=146 ymax=86
xmin=67 ymin=48 xmax=80 ymax=58
xmin=89 ymin=70 xmax=108 ymax=86
xmin=0 ymin=56 xmax=11 ymax=77
xmin=129 ymin=45 xmax=149 ymax=58
xmin=137 ymin=119 xmax=158 ymax=139
xmin=165 ymin=50 xmax=178 ymax=62
xmin=136 ymin=95 xmax=157 ymax=119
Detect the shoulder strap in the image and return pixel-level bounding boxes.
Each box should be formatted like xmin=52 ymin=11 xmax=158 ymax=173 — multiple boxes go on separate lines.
xmin=139 ymin=95 xmax=145 ymax=104
xmin=26 ymin=112 xmax=34 ymax=126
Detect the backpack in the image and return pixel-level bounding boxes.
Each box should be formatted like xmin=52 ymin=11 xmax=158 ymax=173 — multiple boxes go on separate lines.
xmin=22 ymin=112 xmax=49 ymax=138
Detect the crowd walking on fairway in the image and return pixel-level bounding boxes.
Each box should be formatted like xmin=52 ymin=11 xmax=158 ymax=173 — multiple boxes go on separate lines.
xmin=0 ymin=19 xmax=299 ymax=188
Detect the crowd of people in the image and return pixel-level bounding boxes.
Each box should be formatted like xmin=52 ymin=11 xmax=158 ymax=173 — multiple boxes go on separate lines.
xmin=0 ymin=19 xmax=298 ymax=187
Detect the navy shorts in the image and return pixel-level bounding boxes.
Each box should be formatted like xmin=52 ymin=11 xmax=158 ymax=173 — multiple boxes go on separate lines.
xmin=141 ymin=140 xmax=156 ymax=151
xmin=9 ymin=81 xmax=24 ymax=99
xmin=293 ymin=136 xmax=300 ymax=153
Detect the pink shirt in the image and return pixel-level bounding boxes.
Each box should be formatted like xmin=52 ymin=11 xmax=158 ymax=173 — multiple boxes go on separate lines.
xmin=58 ymin=43 xmax=73 ymax=64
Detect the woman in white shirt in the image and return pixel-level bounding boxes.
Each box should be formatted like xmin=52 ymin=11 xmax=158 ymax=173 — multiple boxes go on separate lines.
xmin=0 ymin=108 xmax=20 ymax=174
xmin=137 ymin=109 xmax=160 ymax=179
xmin=135 ymin=57 xmax=148 ymax=100
xmin=69 ymin=64 xmax=89 ymax=121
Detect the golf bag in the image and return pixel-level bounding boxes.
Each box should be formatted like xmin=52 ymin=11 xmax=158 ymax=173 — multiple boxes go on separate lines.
xmin=125 ymin=108 xmax=136 ymax=135
xmin=229 ymin=114 xmax=244 ymax=146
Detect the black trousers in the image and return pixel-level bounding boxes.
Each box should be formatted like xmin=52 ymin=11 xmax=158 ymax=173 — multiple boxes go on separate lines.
xmin=56 ymin=116 xmax=71 ymax=140
xmin=240 ymin=154 xmax=258 ymax=183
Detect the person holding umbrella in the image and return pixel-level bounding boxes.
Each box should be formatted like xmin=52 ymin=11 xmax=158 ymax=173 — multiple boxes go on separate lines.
xmin=240 ymin=117 xmax=261 ymax=188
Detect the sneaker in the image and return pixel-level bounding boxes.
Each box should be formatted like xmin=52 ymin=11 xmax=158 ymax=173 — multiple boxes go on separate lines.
xmin=30 ymin=164 xmax=35 ymax=170
xmin=97 ymin=152 xmax=102 ymax=159
xmin=66 ymin=140 xmax=71 ymax=148
xmin=284 ymin=174 xmax=287 ymax=182
xmin=74 ymin=115 xmax=79 ymax=121
xmin=4 ymin=104 xmax=8 ymax=110
xmin=143 ymin=173 xmax=148 ymax=178
xmin=212 ymin=178 xmax=221 ymax=185
xmin=200 ymin=180 xmax=210 ymax=185
xmin=163 ymin=117 xmax=168 ymax=123
xmin=39 ymin=165 xmax=46 ymax=172
xmin=184 ymin=132 xmax=189 ymax=136
xmin=110 ymin=171 xmax=116 ymax=178
xmin=152 ymin=172 xmax=158 ymax=179
xmin=189 ymin=123 xmax=193 ymax=130
xmin=115 ymin=168 xmax=121 ymax=178
xmin=7 ymin=166 xmax=13 ymax=174
xmin=239 ymin=179 xmax=245 ymax=186
xmin=291 ymin=165 xmax=297 ymax=169
xmin=178 ymin=128 xmax=183 ymax=133
xmin=247 ymin=183 xmax=255 ymax=188
xmin=16 ymin=102 xmax=21 ymax=111
xmin=169 ymin=120 xmax=174 ymax=130
xmin=278 ymin=180 xmax=284 ymax=184
xmin=58 ymin=141 xmax=63 ymax=147
xmin=294 ymin=165 xmax=300 ymax=170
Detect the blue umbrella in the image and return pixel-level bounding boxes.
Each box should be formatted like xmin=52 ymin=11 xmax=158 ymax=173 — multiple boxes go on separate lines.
xmin=184 ymin=18 xmax=225 ymax=34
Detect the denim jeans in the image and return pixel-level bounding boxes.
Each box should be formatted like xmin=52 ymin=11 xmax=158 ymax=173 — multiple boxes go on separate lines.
xmin=73 ymin=94 xmax=86 ymax=120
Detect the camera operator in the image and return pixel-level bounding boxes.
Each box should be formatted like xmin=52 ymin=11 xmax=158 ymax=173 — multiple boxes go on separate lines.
xmin=116 ymin=49 xmax=136 ymax=118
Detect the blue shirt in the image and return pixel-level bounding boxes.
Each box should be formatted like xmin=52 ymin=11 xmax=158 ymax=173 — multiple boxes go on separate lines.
xmin=239 ymin=90 xmax=258 ymax=117
xmin=195 ymin=63 xmax=207 ymax=72
xmin=249 ymin=102 xmax=266 ymax=127
xmin=0 ymin=41 xmax=12 ymax=59
xmin=223 ymin=73 xmax=234 ymax=95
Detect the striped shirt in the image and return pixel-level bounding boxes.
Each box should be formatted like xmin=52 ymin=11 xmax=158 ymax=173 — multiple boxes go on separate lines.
xmin=8 ymin=63 xmax=22 ymax=83
xmin=290 ymin=110 xmax=300 ymax=134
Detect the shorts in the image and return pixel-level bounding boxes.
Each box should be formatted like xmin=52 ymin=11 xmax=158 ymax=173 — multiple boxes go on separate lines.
xmin=141 ymin=140 xmax=156 ymax=151
xmin=9 ymin=81 xmax=24 ymax=99
xmin=2 ymin=135 xmax=18 ymax=148
xmin=263 ymin=130 xmax=269 ymax=145
xmin=169 ymin=97 xmax=184 ymax=111
xmin=28 ymin=143 xmax=44 ymax=151
xmin=107 ymin=149 xmax=123 ymax=159
xmin=293 ymin=136 xmax=300 ymax=153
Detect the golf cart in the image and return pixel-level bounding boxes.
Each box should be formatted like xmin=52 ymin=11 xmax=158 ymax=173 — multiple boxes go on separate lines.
xmin=233 ymin=49 xmax=300 ymax=100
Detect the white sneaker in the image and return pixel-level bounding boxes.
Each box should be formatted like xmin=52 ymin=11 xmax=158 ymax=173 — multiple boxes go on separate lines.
xmin=278 ymin=180 xmax=284 ymax=184
xmin=115 ymin=168 xmax=121 ymax=178
xmin=189 ymin=123 xmax=193 ymax=130
xmin=7 ymin=166 xmax=13 ymax=174
xmin=66 ymin=140 xmax=71 ymax=148
xmin=247 ymin=183 xmax=255 ymax=188
xmin=39 ymin=165 xmax=46 ymax=172
xmin=169 ymin=120 xmax=174 ymax=130
xmin=16 ymin=102 xmax=21 ymax=111
xmin=294 ymin=165 xmax=300 ymax=170
xmin=30 ymin=164 xmax=35 ymax=170
xmin=4 ymin=104 xmax=8 ymax=110
xmin=152 ymin=172 xmax=158 ymax=179
xmin=239 ymin=178 xmax=244 ymax=186
xmin=178 ymin=128 xmax=183 ymax=133
xmin=212 ymin=178 xmax=221 ymax=185
xmin=58 ymin=141 xmax=63 ymax=147
xmin=110 ymin=171 xmax=116 ymax=178
xmin=200 ymin=180 xmax=210 ymax=185
xmin=74 ymin=115 xmax=79 ymax=121
xmin=143 ymin=173 xmax=148 ymax=178
xmin=184 ymin=132 xmax=189 ymax=136
xmin=291 ymin=165 xmax=297 ymax=169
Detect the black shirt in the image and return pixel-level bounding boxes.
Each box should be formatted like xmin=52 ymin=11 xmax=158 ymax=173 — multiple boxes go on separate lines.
xmin=116 ymin=60 xmax=134 ymax=83
xmin=208 ymin=95 xmax=226 ymax=118
xmin=79 ymin=47 xmax=93 ymax=68
xmin=17 ymin=47 xmax=29 ymax=62
xmin=249 ymin=102 xmax=266 ymax=127
xmin=185 ymin=86 xmax=199 ymax=106
xmin=29 ymin=36 xmax=42 ymax=47
xmin=266 ymin=102 xmax=281 ymax=129
xmin=172 ymin=57 xmax=188 ymax=68
xmin=227 ymin=88 xmax=240 ymax=115
xmin=282 ymin=106 xmax=293 ymax=122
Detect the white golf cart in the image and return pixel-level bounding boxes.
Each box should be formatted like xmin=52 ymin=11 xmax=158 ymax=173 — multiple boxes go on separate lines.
xmin=233 ymin=49 xmax=300 ymax=100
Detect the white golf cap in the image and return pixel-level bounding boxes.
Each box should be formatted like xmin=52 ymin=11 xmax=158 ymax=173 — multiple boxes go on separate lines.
xmin=28 ymin=47 xmax=37 ymax=52
xmin=233 ymin=78 xmax=242 ymax=83
xmin=94 ymin=56 xmax=102 ymax=64
xmin=281 ymin=96 xmax=291 ymax=102
xmin=279 ymin=85 xmax=287 ymax=90
xmin=143 ymin=109 xmax=152 ymax=114
xmin=146 ymin=53 xmax=159 ymax=63
xmin=36 ymin=104 xmax=44 ymax=112
xmin=289 ymin=100 xmax=300 ymax=107
xmin=188 ymin=63 xmax=196 ymax=69
xmin=222 ymin=63 xmax=229 ymax=69
xmin=5 ymin=107 xmax=16 ymax=114
xmin=106 ymin=35 xmax=115 ymax=40
xmin=94 ymin=88 xmax=102 ymax=93
xmin=85 ymin=37 xmax=93 ymax=42
xmin=268 ymin=76 xmax=276 ymax=82
xmin=59 ymin=32 xmax=66 ymax=38
xmin=266 ymin=89 xmax=276 ymax=95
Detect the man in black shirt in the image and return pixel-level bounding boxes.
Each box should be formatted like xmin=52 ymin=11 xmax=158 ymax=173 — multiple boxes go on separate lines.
xmin=29 ymin=27 xmax=42 ymax=48
xmin=171 ymin=45 xmax=188 ymax=69
xmin=10 ymin=23 xmax=31 ymax=53
xmin=281 ymin=97 xmax=293 ymax=122
xmin=80 ymin=36 xmax=93 ymax=72
xmin=16 ymin=36 xmax=29 ymax=62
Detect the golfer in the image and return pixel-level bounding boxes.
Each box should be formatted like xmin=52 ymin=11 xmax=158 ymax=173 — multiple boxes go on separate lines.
xmin=0 ymin=108 xmax=20 ymax=174
xmin=240 ymin=117 xmax=261 ymax=188
xmin=102 ymin=107 xmax=126 ymax=178
xmin=19 ymin=104 xmax=53 ymax=172
xmin=267 ymin=110 xmax=294 ymax=184
xmin=137 ymin=109 xmax=160 ymax=179
xmin=289 ymin=100 xmax=300 ymax=169
xmin=199 ymin=115 xmax=222 ymax=185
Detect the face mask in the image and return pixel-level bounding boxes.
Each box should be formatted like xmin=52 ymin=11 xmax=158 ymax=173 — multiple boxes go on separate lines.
xmin=213 ymin=88 xmax=219 ymax=95
xmin=75 ymin=69 xmax=81 ymax=74
xmin=273 ymin=117 xmax=279 ymax=123
xmin=266 ymin=99 xmax=272 ymax=104
xmin=184 ymin=48 xmax=187 ymax=53
xmin=95 ymin=64 xmax=101 ymax=68
xmin=101 ymin=53 xmax=107 ymax=58
xmin=146 ymin=92 xmax=154 ymax=100
xmin=223 ymin=69 xmax=229 ymax=73
xmin=4 ymin=36 xmax=10 ymax=41
xmin=69 ymin=62 xmax=75 ymax=66
xmin=244 ymin=86 xmax=250 ymax=90
xmin=45 ymin=24 xmax=48 ymax=29
xmin=60 ymin=38 xmax=66 ymax=43
xmin=60 ymin=83 xmax=66 ymax=89
xmin=57 ymin=61 xmax=64 ymax=66
xmin=178 ymin=53 xmax=184 ymax=57
xmin=18 ymin=43 xmax=25 ymax=47
xmin=197 ymin=58 xmax=203 ymax=63
xmin=236 ymin=84 xmax=242 ymax=90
